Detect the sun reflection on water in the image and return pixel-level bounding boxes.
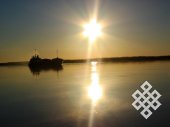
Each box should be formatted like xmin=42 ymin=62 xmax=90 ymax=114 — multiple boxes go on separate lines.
xmin=88 ymin=62 xmax=102 ymax=103
xmin=88 ymin=61 xmax=103 ymax=127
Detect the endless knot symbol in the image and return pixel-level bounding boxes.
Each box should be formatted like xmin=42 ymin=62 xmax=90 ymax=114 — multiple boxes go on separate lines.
xmin=132 ymin=81 xmax=161 ymax=119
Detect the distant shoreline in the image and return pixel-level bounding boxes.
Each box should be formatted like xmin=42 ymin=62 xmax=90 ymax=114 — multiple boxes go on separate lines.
xmin=0 ymin=55 xmax=170 ymax=66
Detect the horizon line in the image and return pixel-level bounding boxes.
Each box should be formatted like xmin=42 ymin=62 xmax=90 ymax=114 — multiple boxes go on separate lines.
xmin=0 ymin=55 xmax=170 ymax=65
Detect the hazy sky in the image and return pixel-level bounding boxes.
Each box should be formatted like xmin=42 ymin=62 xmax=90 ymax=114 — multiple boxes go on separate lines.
xmin=0 ymin=0 xmax=170 ymax=62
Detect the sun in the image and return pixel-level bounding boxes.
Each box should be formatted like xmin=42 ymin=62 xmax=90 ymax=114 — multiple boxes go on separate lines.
xmin=83 ymin=19 xmax=102 ymax=43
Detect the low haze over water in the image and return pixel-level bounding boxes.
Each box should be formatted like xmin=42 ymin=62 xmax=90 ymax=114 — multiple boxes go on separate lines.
xmin=0 ymin=62 xmax=169 ymax=127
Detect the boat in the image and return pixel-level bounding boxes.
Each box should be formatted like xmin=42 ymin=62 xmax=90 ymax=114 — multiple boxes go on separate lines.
xmin=29 ymin=55 xmax=63 ymax=67
xmin=28 ymin=50 xmax=63 ymax=68
xmin=28 ymin=56 xmax=63 ymax=76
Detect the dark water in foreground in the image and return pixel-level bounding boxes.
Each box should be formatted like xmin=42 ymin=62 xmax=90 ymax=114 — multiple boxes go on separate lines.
xmin=0 ymin=62 xmax=170 ymax=127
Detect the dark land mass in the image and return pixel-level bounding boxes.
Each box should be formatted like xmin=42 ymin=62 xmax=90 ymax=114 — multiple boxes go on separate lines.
xmin=0 ymin=61 xmax=28 ymax=66
xmin=0 ymin=55 xmax=170 ymax=66
xmin=64 ymin=55 xmax=170 ymax=63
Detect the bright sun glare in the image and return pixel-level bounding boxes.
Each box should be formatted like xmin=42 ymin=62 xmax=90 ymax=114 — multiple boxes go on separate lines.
xmin=88 ymin=84 xmax=102 ymax=102
xmin=83 ymin=19 xmax=102 ymax=43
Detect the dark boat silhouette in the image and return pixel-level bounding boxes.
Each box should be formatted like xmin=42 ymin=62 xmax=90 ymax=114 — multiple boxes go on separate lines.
xmin=29 ymin=58 xmax=63 ymax=76
xmin=28 ymin=54 xmax=63 ymax=68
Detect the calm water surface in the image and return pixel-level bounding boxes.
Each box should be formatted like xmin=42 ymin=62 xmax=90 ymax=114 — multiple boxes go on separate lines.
xmin=0 ymin=62 xmax=170 ymax=127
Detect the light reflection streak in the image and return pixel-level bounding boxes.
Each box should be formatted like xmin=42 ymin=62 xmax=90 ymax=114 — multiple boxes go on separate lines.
xmin=88 ymin=61 xmax=102 ymax=127
xmin=88 ymin=72 xmax=102 ymax=103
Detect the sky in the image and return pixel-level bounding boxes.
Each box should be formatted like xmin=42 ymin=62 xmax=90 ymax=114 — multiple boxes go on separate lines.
xmin=0 ymin=0 xmax=170 ymax=62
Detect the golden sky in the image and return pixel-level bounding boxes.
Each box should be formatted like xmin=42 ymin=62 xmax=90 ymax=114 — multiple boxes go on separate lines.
xmin=0 ymin=0 xmax=170 ymax=62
